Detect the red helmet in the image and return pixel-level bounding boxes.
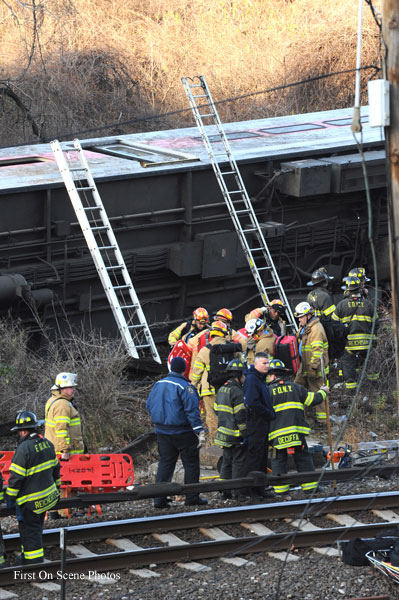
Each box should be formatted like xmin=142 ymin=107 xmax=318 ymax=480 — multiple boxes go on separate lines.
xmin=193 ymin=307 xmax=209 ymax=324
xmin=214 ymin=308 xmax=233 ymax=322
xmin=210 ymin=320 xmax=229 ymax=337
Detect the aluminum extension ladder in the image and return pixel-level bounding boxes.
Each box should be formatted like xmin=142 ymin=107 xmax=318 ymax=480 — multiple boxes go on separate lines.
xmin=182 ymin=75 xmax=296 ymax=330
xmin=51 ymin=139 xmax=161 ymax=363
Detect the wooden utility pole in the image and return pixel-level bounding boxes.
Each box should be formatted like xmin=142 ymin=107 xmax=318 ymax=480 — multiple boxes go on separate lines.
xmin=383 ymin=1 xmax=399 ymax=415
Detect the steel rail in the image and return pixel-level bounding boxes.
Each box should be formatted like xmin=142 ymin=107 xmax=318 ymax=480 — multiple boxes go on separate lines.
xmin=0 ymin=464 xmax=395 ymax=516
xmin=1 ymin=521 xmax=399 ymax=586
xmin=4 ymin=490 xmax=399 ymax=552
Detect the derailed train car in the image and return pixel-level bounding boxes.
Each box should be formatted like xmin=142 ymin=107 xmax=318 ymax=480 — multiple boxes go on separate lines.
xmin=0 ymin=106 xmax=388 ymax=346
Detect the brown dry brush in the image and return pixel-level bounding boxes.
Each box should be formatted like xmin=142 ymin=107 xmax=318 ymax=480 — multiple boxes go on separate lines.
xmin=0 ymin=316 xmax=154 ymax=451
xmin=0 ymin=0 xmax=383 ymax=146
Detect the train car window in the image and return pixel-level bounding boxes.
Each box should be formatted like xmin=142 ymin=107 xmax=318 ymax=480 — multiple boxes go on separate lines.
xmin=0 ymin=156 xmax=51 ymax=167
xmin=193 ymin=131 xmax=262 ymax=143
xmin=260 ymin=123 xmax=325 ymax=134
xmin=88 ymin=140 xmax=199 ymax=168
xmin=323 ymin=116 xmax=369 ymax=126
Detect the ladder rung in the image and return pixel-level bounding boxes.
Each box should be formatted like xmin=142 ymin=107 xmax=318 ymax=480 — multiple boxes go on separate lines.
xmin=257 ymin=266 xmax=272 ymax=271
xmin=77 ymin=186 xmax=94 ymax=192
xmin=228 ymin=190 xmax=244 ymax=195
xmin=127 ymin=324 xmax=145 ymax=329
xmin=121 ymin=305 xmax=138 ymax=310
xmin=189 ymin=84 xmax=204 ymax=88
xmin=264 ymin=285 xmax=279 ymax=290
xmin=220 ymin=171 xmax=235 ymax=175
xmin=192 ymin=94 xmax=207 ymax=98
xmin=113 ymin=285 xmax=131 ymax=290
xmin=235 ymin=210 xmax=249 ymax=214
xmin=98 ymin=245 xmax=116 ymax=250
xmin=250 ymin=248 xmax=264 ymax=252
xmin=69 ymin=167 xmax=85 ymax=172
xmin=106 ymin=265 xmax=124 ymax=271
xmin=92 ymin=226 xmax=108 ymax=231
xmin=199 ymin=113 xmax=215 ymax=118
xmin=135 ymin=344 xmax=151 ymax=349
xmin=242 ymin=228 xmax=257 ymax=233
xmin=83 ymin=205 xmax=101 ymax=211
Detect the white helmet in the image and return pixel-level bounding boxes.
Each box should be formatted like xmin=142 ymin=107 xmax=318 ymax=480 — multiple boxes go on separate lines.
xmin=51 ymin=372 xmax=78 ymax=390
xmin=294 ymin=302 xmax=314 ymax=318
xmin=245 ymin=318 xmax=264 ymax=336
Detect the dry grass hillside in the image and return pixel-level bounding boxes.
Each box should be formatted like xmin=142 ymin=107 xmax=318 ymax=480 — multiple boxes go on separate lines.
xmin=0 ymin=0 xmax=382 ymax=146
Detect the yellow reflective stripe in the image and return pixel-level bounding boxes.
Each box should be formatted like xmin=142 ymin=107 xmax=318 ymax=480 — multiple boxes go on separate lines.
xmin=332 ymin=313 xmax=340 ymax=321
xmin=218 ymin=426 xmax=241 ymax=437
xmin=54 ymin=416 xmax=70 ymax=424
xmin=323 ymin=304 xmax=336 ymax=316
xmin=304 ymin=392 xmax=315 ymax=406
xmin=24 ymin=548 xmax=44 ymax=559
xmin=0 ymin=555 xmax=5 ymax=564
xmin=55 ymin=430 xmax=68 ymax=437
xmin=269 ymin=425 xmax=310 ymax=440
xmin=0 ymin=492 xmax=4 ymax=501
xmin=6 ymin=487 xmax=19 ymax=497
xmin=200 ymin=388 xmax=215 ymax=396
xmin=45 ymin=418 xmax=55 ymax=427
xmin=9 ymin=463 xmax=27 ymax=477
xmin=193 ymin=360 xmax=206 ymax=370
xmin=214 ymin=403 xmax=234 ymax=414
xmin=274 ymin=485 xmax=290 ymax=493
xmin=274 ymin=402 xmax=304 ymax=412
xmin=301 ymin=481 xmax=318 ymax=490
xmin=69 ymin=449 xmax=82 ymax=455
xmin=26 ymin=459 xmax=59 ymax=477
xmin=16 ymin=483 xmax=58 ymax=506
xmin=70 ymin=418 xmax=81 ymax=425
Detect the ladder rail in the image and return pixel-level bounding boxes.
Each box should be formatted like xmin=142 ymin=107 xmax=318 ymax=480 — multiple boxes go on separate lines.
xmin=51 ymin=139 xmax=161 ymax=363
xmin=182 ymin=75 xmax=296 ymax=330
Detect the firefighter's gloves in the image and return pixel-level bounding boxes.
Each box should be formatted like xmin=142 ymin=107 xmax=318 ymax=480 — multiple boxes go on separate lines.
xmin=320 ymin=385 xmax=330 ymax=394
xmin=197 ymin=431 xmax=206 ymax=449
xmin=246 ymin=337 xmax=257 ymax=351
xmin=259 ymin=307 xmax=268 ymax=314
xmin=60 ymin=452 xmax=70 ymax=461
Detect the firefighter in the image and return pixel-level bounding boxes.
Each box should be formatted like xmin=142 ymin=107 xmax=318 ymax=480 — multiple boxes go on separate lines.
xmin=146 ymin=356 xmax=207 ymax=508
xmin=267 ymin=359 xmax=329 ymax=496
xmin=267 ymin=299 xmax=287 ymax=336
xmin=190 ymin=321 xmax=242 ymax=445
xmin=306 ymin=268 xmax=337 ymax=321
xmin=188 ymin=308 xmax=235 ymax=374
xmin=214 ymin=358 xmax=248 ymax=497
xmin=168 ymin=307 xmax=210 ymax=347
xmin=294 ymin=302 xmax=329 ymax=425
xmin=245 ymin=301 xmax=286 ymax=336
xmin=44 ymin=372 xmax=84 ymax=518
xmin=242 ymin=318 xmax=275 ymax=365
xmin=6 ymin=411 xmax=60 ymax=565
xmin=333 ymin=276 xmax=379 ymax=390
xmin=243 ymin=352 xmax=276 ymax=499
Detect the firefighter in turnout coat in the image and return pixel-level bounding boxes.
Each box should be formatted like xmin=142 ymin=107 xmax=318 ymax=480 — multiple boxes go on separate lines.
xmin=332 ymin=276 xmax=379 ymax=390
xmin=267 ymin=359 xmax=329 ymax=495
xmin=294 ymin=302 xmax=329 ymax=424
xmin=306 ymin=268 xmax=337 ymax=321
xmin=190 ymin=321 xmax=242 ymax=444
xmin=168 ymin=307 xmax=209 ymax=347
xmin=242 ymin=318 xmax=275 ymax=366
xmin=214 ymin=359 xmax=248 ymax=494
xmin=44 ymin=372 xmax=84 ymax=518
xmin=6 ymin=411 xmax=60 ymax=565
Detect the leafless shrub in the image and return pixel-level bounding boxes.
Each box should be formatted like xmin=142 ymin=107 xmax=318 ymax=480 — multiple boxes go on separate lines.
xmin=0 ymin=317 xmax=153 ymax=450
xmin=0 ymin=0 xmax=383 ymax=146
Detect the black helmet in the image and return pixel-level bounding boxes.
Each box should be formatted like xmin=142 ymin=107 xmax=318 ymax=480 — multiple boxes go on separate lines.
xmin=267 ymin=358 xmax=289 ymax=374
xmin=348 ymin=267 xmax=371 ymax=283
xmin=226 ymin=358 xmax=246 ymax=374
xmin=11 ymin=410 xmax=42 ymax=431
xmin=346 ymin=276 xmax=362 ymax=292
xmin=306 ymin=268 xmax=334 ymax=287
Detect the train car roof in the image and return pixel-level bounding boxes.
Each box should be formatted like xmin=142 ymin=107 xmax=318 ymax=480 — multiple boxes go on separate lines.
xmin=0 ymin=105 xmax=384 ymax=194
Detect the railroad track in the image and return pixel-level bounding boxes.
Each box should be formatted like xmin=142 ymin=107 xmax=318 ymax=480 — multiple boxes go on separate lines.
xmin=2 ymin=491 xmax=399 ymax=590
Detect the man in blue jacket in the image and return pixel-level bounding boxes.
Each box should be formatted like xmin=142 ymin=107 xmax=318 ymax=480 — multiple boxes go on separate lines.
xmin=243 ymin=352 xmax=276 ymax=499
xmin=146 ymin=356 xmax=207 ymax=508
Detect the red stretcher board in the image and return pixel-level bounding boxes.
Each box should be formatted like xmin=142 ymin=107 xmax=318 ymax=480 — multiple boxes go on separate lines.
xmin=167 ymin=339 xmax=192 ymax=378
xmin=0 ymin=452 xmax=134 ymax=492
